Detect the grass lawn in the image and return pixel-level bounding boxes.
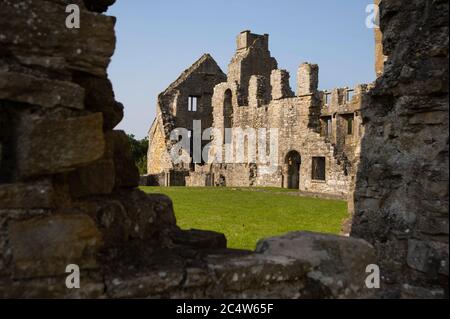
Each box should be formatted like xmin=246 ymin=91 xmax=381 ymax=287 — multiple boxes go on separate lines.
xmin=141 ymin=187 xmax=348 ymax=250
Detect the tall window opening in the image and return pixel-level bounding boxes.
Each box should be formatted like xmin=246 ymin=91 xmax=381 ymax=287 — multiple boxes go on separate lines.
xmin=347 ymin=116 xmax=354 ymax=135
xmin=285 ymin=150 xmax=301 ymax=189
xmin=311 ymin=157 xmax=326 ymax=181
xmin=223 ymin=89 xmax=233 ymax=144
xmin=188 ymin=96 xmax=198 ymax=112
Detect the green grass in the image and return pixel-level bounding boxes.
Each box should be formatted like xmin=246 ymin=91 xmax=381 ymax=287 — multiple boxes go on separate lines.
xmin=141 ymin=187 xmax=348 ymax=250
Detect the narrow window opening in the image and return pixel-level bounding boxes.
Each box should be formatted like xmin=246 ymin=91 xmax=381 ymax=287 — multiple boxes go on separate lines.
xmin=346 ymin=89 xmax=354 ymax=102
xmin=320 ymin=116 xmax=332 ymax=138
xmin=347 ymin=116 xmax=354 ymax=135
xmin=223 ymin=90 xmax=233 ymax=144
xmin=311 ymin=157 xmax=326 ymax=181
xmin=188 ymin=96 xmax=198 ymax=112
xmin=324 ymin=92 xmax=331 ymax=106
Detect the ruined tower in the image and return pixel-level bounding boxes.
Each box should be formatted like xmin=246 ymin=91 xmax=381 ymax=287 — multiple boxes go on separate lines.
xmin=227 ymin=31 xmax=278 ymax=106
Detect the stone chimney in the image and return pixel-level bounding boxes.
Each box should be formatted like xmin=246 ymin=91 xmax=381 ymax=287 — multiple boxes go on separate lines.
xmin=248 ymin=75 xmax=269 ymax=107
xmin=297 ymin=63 xmax=319 ymax=96
xmin=270 ymin=69 xmax=294 ymax=100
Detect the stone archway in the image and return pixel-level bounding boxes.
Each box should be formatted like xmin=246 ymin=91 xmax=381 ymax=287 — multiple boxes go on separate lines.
xmin=285 ymin=150 xmax=301 ymax=189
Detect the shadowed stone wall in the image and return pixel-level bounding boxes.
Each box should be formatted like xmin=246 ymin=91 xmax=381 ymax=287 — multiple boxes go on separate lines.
xmin=351 ymin=0 xmax=449 ymax=298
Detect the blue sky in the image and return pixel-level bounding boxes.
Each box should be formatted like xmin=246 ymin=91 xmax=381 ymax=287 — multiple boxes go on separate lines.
xmin=107 ymin=0 xmax=375 ymax=138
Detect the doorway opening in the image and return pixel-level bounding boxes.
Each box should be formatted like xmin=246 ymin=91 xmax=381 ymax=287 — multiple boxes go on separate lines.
xmin=285 ymin=150 xmax=301 ymax=189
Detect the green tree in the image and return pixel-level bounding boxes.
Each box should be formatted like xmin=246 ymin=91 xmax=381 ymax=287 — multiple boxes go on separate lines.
xmin=127 ymin=134 xmax=148 ymax=175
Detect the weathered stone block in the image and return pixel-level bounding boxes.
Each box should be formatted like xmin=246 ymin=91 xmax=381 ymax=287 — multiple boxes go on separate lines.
xmin=170 ymin=229 xmax=227 ymax=250
xmin=256 ymin=231 xmax=376 ymax=298
xmin=17 ymin=113 xmax=105 ymax=178
xmin=68 ymin=158 xmax=115 ymax=198
xmin=0 ymin=0 xmax=116 ymax=77
xmin=106 ymin=268 xmax=184 ymax=298
xmin=73 ymin=74 xmax=124 ymax=130
xmin=110 ymin=190 xmax=176 ymax=240
xmin=8 ymin=214 xmax=102 ymax=279
xmin=0 ymin=273 xmax=105 ymax=298
xmin=0 ymin=71 xmax=85 ymax=109
xmin=407 ymin=239 xmax=449 ymax=276
xmin=76 ymin=199 xmax=128 ymax=247
xmin=0 ymin=180 xmax=56 ymax=209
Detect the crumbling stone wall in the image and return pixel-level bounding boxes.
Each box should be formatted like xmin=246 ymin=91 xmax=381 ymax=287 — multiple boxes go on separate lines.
xmin=148 ymin=31 xmax=367 ymax=198
xmin=147 ymin=54 xmax=226 ymax=176
xmin=351 ymin=0 xmax=449 ymax=298
xmin=228 ymin=31 xmax=278 ymax=106
xmin=0 ymin=0 xmax=176 ymax=296
xmin=202 ymin=34 xmax=367 ymax=197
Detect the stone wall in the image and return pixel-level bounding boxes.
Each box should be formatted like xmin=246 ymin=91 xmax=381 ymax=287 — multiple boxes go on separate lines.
xmin=351 ymin=0 xmax=449 ymax=298
xmin=201 ymin=36 xmax=366 ymax=197
xmin=147 ymin=54 xmax=226 ymax=174
xmin=146 ymin=31 xmax=366 ymax=198
xmin=0 ymin=0 xmax=177 ymax=296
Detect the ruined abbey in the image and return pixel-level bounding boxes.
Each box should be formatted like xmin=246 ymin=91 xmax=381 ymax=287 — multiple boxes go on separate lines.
xmin=146 ymin=31 xmax=368 ymax=198
xmin=0 ymin=0 xmax=448 ymax=299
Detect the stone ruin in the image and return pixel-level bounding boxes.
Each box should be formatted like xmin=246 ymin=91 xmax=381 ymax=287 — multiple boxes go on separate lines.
xmin=0 ymin=0 xmax=448 ymax=298
xmin=352 ymin=0 xmax=449 ymax=298
xmin=146 ymin=31 xmax=368 ymax=200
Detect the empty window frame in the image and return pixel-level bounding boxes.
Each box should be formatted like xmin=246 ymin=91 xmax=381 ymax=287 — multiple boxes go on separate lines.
xmin=311 ymin=157 xmax=326 ymax=181
xmin=346 ymin=90 xmax=354 ymax=102
xmin=327 ymin=118 xmax=333 ymax=137
xmin=347 ymin=116 xmax=354 ymax=135
xmin=324 ymin=92 xmax=331 ymax=106
xmin=320 ymin=116 xmax=332 ymax=137
xmin=188 ymin=96 xmax=198 ymax=112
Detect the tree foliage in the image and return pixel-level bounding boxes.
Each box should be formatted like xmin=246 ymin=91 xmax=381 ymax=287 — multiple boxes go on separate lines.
xmin=127 ymin=134 xmax=148 ymax=175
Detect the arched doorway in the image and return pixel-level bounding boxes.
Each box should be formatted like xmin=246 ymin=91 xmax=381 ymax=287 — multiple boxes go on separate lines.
xmin=285 ymin=150 xmax=301 ymax=189
xmin=223 ymin=89 xmax=233 ymax=144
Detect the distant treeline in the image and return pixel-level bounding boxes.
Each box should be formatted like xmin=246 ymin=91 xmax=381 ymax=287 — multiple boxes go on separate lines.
xmin=127 ymin=134 xmax=148 ymax=175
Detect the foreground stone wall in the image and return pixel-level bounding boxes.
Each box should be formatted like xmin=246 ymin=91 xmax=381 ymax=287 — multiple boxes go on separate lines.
xmin=0 ymin=0 xmax=177 ymax=294
xmin=351 ymin=0 xmax=449 ymax=298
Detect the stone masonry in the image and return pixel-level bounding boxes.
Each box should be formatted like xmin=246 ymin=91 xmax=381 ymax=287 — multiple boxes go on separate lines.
xmin=147 ymin=31 xmax=367 ymax=199
xmin=351 ymin=0 xmax=449 ymax=298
